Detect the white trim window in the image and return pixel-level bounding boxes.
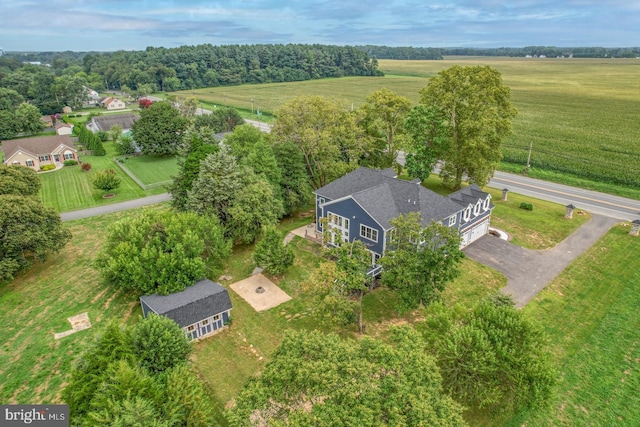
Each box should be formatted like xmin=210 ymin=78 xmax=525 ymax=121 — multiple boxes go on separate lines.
xmin=483 ymin=195 xmax=491 ymax=211
xmin=327 ymin=212 xmax=350 ymax=245
xmin=318 ymin=197 xmax=325 ymax=205
xmin=473 ymin=201 xmax=482 ymax=216
xmin=360 ymin=224 xmax=378 ymax=242
xmin=448 ymin=215 xmax=456 ymax=226
xmin=463 ymin=207 xmax=472 ymax=222
xmin=64 ymin=151 xmax=75 ymax=160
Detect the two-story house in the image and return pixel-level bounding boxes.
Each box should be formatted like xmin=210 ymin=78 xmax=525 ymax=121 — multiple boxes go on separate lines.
xmin=314 ymin=167 xmax=493 ymax=268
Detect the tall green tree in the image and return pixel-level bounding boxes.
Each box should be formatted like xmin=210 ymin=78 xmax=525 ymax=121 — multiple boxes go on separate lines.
xmin=131 ymin=313 xmax=191 ymax=374
xmin=226 ymin=169 xmax=285 ymax=244
xmin=131 ymin=101 xmax=189 ymax=155
xmin=358 ymin=87 xmax=412 ymax=168
xmin=253 ymin=226 xmax=295 ymax=276
xmin=0 ymin=88 xmax=25 ymax=111
xmin=420 ymin=65 xmax=517 ymax=189
xmin=186 ymin=145 xmax=242 ymax=224
xmin=304 ymin=239 xmax=373 ymax=333
xmin=95 ymin=211 xmax=230 ymax=295
xmin=419 ymin=298 xmax=556 ymax=413
xmin=0 ymin=165 xmax=41 ymax=196
xmin=0 ymin=194 xmax=71 ymax=282
xmin=272 ymin=95 xmax=363 ymax=189
xmin=170 ymin=126 xmax=220 ymax=211
xmin=380 ymin=213 xmax=464 ymax=313
xmin=404 ymin=104 xmax=449 ymax=181
xmin=227 ymin=327 xmax=466 ymax=426
xmin=272 ymin=141 xmax=312 ymax=215
xmin=15 ymin=102 xmax=44 ymax=135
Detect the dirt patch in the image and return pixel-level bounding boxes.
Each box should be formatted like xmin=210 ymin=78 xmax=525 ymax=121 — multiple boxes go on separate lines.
xmin=231 ymin=274 xmax=292 ymax=312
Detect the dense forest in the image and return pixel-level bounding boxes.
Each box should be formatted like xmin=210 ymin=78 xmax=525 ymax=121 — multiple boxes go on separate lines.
xmin=357 ymin=45 xmax=640 ymax=59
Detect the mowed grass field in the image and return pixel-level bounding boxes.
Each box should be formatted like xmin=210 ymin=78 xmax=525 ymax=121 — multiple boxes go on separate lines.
xmin=180 ymin=57 xmax=640 ymax=198
xmin=118 ymin=154 xmax=179 ymax=186
xmin=38 ymin=143 xmax=170 ymax=212
xmin=503 ymin=223 xmax=640 ymax=427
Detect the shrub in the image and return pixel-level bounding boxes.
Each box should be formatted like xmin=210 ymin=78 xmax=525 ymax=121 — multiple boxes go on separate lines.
xmin=81 ymin=162 xmax=92 ymax=172
xmin=64 ymin=160 xmax=78 ymax=166
xmin=96 ymin=130 xmax=109 ymax=141
xmin=92 ymin=169 xmax=121 ymax=194
xmin=519 ymin=202 xmax=534 ymax=211
xmin=40 ymin=164 xmax=56 ymax=171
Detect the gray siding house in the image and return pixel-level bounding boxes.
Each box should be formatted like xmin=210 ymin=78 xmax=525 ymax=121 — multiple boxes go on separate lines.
xmin=140 ymin=279 xmax=232 ymax=341
xmin=314 ymin=167 xmax=493 ymax=269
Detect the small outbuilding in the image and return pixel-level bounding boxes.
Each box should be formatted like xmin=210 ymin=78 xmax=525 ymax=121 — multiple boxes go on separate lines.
xmin=140 ymin=279 xmax=232 ymax=341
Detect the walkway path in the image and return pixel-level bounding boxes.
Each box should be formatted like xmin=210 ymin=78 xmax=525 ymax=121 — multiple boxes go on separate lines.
xmin=60 ymin=193 xmax=171 ymax=221
xmin=464 ymin=214 xmax=619 ymax=307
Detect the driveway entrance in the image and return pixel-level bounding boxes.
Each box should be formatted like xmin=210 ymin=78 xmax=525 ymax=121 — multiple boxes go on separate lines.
xmin=464 ymin=214 xmax=618 ymax=307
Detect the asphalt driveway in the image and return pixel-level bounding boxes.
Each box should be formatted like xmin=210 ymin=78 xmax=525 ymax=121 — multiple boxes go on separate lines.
xmin=464 ymin=214 xmax=618 ymax=308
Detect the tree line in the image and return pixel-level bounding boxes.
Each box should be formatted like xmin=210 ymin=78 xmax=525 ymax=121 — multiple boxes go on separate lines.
xmin=356 ymin=45 xmax=639 ymax=59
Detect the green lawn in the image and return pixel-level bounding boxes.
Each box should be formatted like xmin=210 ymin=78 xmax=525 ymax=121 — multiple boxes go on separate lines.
xmin=499 ymin=224 xmax=640 ymax=427
xmin=0 ymin=204 xmax=168 ymax=404
xmin=118 ymin=154 xmax=179 ymax=186
xmin=38 ymin=142 xmax=167 ymax=212
xmin=1 ymin=192 xmax=623 ymax=424
xmin=178 ymin=58 xmax=640 ymax=199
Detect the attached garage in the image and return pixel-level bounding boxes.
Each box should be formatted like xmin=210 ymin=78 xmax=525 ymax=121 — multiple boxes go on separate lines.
xmin=460 ymin=218 xmax=490 ymax=248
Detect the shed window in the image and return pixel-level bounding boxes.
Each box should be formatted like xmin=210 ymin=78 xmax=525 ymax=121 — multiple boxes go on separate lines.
xmin=213 ymin=314 xmax=221 ymax=321
xmin=360 ymin=225 xmax=378 ymax=242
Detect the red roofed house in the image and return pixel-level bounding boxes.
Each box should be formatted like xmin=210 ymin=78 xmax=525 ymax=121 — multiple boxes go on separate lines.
xmin=1 ymin=135 xmax=78 ymax=171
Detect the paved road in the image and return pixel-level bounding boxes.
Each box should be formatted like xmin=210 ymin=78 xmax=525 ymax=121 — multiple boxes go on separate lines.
xmin=245 ymin=119 xmax=272 ymax=133
xmin=487 ymin=171 xmax=640 ymax=221
xmin=464 ymin=214 xmax=618 ymax=307
xmin=60 ymin=193 xmax=171 ymax=222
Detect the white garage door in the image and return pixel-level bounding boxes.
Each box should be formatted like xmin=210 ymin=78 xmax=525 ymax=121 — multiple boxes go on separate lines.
xmin=460 ymin=219 xmax=489 ymax=248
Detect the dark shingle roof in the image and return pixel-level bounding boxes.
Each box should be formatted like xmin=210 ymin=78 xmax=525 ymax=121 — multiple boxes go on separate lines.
xmin=448 ymin=184 xmax=490 ymax=208
xmin=316 ymin=168 xmax=490 ymax=229
xmin=140 ymin=279 xmax=232 ymax=328
xmin=89 ymin=113 xmax=139 ymax=132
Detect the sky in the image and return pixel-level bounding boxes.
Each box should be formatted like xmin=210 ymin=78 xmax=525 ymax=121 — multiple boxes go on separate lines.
xmin=1 ymin=0 xmax=639 ymax=52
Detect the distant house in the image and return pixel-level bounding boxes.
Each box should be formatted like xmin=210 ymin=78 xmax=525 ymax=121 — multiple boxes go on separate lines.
xmin=139 ymin=279 xmax=233 ymax=341
xmin=55 ymin=123 xmax=74 ymax=136
xmin=314 ymin=167 xmax=493 ymax=271
xmin=100 ymin=97 xmax=126 ymax=110
xmin=86 ymin=113 xmax=139 ymax=133
xmin=40 ymin=115 xmax=54 ymax=128
xmin=1 ymin=135 xmax=78 ymax=171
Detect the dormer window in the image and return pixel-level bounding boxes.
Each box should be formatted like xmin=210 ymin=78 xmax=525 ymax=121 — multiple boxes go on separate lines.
xmin=483 ymin=195 xmax=491 ymax=211
xmin=448 ymin=215 xmax=456 ymax=226
xmin=473 ymin=201 xmax=482 ymax=216
xmin=463 ymin=207 xmax=471 ymax=222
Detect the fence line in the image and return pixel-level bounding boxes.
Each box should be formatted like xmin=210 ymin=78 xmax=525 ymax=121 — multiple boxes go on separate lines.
xmin=112 ymin=156 xmax=171 ymax=191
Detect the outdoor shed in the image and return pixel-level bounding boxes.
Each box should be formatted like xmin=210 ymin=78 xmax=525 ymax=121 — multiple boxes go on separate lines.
xmin=140 ymin=279 xmax=232 ymax=341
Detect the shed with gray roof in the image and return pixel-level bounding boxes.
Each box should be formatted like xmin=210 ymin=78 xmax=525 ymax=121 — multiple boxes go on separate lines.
xmin=140 ymin=279 xmax=232 ymax=341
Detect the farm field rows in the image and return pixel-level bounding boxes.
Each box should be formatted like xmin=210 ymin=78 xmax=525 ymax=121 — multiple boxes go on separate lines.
xmin=179 ymin=57 xmax=640 ymax=197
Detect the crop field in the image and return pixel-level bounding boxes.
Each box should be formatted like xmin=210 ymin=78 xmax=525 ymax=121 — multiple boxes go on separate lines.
xmin=180 ymin=57 xmax=640 ymax=195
